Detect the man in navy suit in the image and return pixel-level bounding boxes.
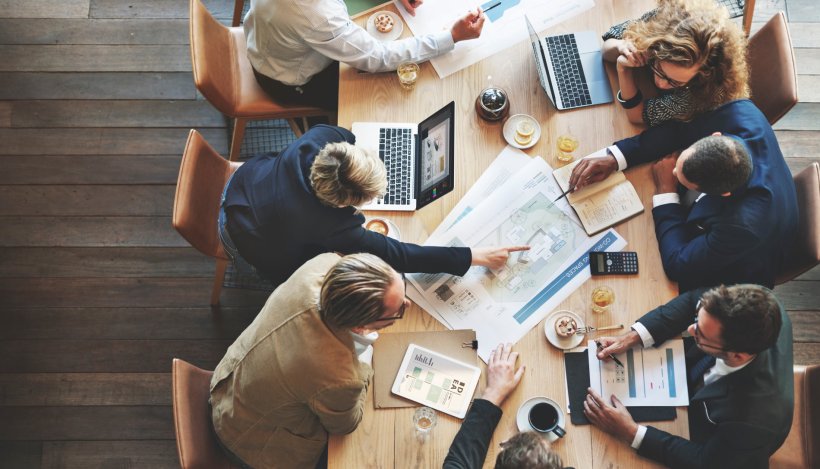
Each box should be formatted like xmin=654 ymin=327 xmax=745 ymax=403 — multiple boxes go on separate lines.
xmin=584 ymin=284 xmax=793 ymax=469
xmin=219 ymin=125 xmax=527 ymax=285
xmin=569 ymin=99 xmax=798 ymax=291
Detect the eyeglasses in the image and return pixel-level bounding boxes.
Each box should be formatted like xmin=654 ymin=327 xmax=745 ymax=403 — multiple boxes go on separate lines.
xmin=692 ymin=300 xmax=728 ymax=352
xmin=649 ymin=59 xmax=689 ymax=89
xmin=373 ymin=272 xmax=408 ymax=322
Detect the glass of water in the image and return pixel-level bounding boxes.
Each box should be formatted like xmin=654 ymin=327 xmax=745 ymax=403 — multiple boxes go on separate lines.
xmin=413 ymin=406 xmax=437 ymax=442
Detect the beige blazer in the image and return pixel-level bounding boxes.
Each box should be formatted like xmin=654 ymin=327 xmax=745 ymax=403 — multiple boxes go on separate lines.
xmin=210 ymin=253 xmax=374 ymax=468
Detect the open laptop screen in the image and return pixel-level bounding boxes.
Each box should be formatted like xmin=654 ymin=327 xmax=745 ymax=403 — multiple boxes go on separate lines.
xmin=415 ymin=101 xmax=455 ymax=210
xmin=525 ymin=15 xmax=556 ymax=106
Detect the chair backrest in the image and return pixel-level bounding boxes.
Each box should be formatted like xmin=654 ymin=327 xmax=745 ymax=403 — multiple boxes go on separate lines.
xmin=776 ymin=162 xmax=820 ymax=284
xmin=172 ymin=358 xmax=238 ymax=469
xmin=748 ymin=12 xmax=798 ymax=125
xmin=770 ymin=364 xmax=820 ymax=468
xmin=173 ymin=130 xmax=240 ymax=260
xmin=190 ymin=0 xmax=238 ymax=114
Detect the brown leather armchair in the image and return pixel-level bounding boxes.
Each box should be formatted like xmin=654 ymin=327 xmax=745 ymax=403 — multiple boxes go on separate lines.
xmin=189 ymin=0 xmax=334 ymax=161
xmin=770 ymin=365 xmax=820 ymax=469
xmin=748 ymin=12 xmax=798 ymax=125
xmin=172 ymin=358 xmax=239 ymax=469
xmin=776 ymin=162 xmax=820 ymax=285
xmin=172 ymin=130 xmax=241 ymax=305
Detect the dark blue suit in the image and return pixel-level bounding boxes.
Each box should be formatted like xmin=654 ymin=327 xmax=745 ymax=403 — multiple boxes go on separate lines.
xmin=635 ymin=289 xmax=793 ymax=469
xmin=224 ymin=125 xmax=471 ymax=285
xmin=614 ymin=99 xmax=798 ymax=292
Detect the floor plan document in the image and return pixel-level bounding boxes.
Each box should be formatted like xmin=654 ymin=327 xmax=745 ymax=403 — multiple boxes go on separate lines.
xmin=587 ymin=339 xmax=689 ymax=406
xmin=394 ymin=0 xmax=595 ymax=77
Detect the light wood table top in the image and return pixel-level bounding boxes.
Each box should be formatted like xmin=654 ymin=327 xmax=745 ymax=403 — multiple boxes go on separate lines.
xmin=330 ymin=1 xmax=686 ymax=467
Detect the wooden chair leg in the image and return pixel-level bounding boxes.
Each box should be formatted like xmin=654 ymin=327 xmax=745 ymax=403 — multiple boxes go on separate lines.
xmin=211 ymin=258 xmax=228 ymax=306
xmin=287 ymin=118 xmax=304 ymax=137
xmin=232 ymin=0 xmax=245 ymax=27
xmin=742 ymin=0 xmax=756 ymax=36
xmin=230 ymin=118 xmax=247 ymax=162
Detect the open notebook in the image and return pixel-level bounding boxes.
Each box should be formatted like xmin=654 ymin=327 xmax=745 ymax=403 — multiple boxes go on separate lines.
xmin=553 ymin=160 xmax=644 ymax=235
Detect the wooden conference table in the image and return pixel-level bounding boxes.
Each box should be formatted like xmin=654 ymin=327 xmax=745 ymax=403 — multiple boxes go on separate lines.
xmin=329 ymin=1 xmax=685 ymax=467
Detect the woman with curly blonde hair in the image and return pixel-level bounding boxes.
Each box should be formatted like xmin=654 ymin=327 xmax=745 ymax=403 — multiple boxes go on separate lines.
xmin=602 ymin=0 xmax=749 ymax=126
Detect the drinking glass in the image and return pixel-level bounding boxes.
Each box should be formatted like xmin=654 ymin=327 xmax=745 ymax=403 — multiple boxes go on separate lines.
xmin=591 ymin=286 xmax=615 ymax=314
xmin=413 ymin=406 xmax=437 ymax=442
xmin=556 ymin=134 xmax=579 ymax=164
xmin=397 ymin=62 xmax=420 ymax=90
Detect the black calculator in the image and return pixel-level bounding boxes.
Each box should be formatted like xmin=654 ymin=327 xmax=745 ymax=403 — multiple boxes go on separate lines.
xmin=589 ymin=251 xmax=639 ymax=275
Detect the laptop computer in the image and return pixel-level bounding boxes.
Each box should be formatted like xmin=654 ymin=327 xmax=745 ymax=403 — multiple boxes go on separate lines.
xmin=525 ymin=15 xmax=613 ymax=110
xmin=352 ymin=101 xmax=455 ymax=212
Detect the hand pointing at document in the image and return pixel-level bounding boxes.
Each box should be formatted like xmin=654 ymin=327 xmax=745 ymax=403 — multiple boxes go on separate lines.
xmin=471 ymin=245 xmax=530 ymax=270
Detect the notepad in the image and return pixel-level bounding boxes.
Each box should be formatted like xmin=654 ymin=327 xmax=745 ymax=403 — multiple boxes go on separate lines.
xmin=552 ymin=159 xmax=644 ymax=235
xmin=391 ymin=344 xmax=481 ymax=419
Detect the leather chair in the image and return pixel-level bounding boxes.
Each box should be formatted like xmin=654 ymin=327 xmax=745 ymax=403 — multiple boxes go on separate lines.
xmin=189 ymin=0 xmax=334 ymax=161
xmin=770 ymin=365 xmax=820 ymax=469
xmin=172 ymin=358 xmax=239 ymax=469
xmin=748 ymin=12 xmax=798 ymax=125
xmin=776 ymin=162 xmax=820 ymax=285
xmin=173 ymin=130 xmax=242 ymax=305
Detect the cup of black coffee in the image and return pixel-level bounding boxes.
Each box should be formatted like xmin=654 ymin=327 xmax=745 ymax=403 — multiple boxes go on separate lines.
xmin=528 ymin=401 xmax=566 ymax=438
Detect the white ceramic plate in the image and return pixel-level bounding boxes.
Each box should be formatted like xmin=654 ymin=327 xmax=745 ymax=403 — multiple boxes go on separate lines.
xmin=366 ymin=11 xmax=403 ymax=42
xmin=365 ymin=217 xmax=401 ymax=241
xmin=516 ymin=396 xmax=567 ymax=442
xmin=503 ymin=114 xmax=541 ymax=150
xmin=544 ymin=309 xmax=585 ymax=350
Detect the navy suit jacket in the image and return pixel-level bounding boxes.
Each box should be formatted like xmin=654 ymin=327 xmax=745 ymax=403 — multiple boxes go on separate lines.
xmin=635 ymin=289 xmax=793 ymax=469
xmin=614 ymin=99 xmax=798 ymax=291
xmin=224 ymin=125 xmax=471 ymax=284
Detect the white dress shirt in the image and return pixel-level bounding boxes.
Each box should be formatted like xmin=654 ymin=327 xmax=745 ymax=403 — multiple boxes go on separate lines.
xmin=245 ymin=0 xmax=455 ymax=86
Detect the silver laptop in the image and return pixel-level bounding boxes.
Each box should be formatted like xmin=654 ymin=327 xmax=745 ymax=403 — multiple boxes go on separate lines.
xmin=352 ymin=102 xmax=456 ymax=212
xmin=525 ymin=15 xmax=613 ymax=110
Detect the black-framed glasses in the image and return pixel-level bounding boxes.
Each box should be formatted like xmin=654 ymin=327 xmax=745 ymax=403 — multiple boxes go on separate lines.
xmin=649 ymin=58 xmax=689 ymax=89
xmin=373 ymin=272 xmax=408 ymax=322
xmin=692 ymin=300 xmax=729 ymax=352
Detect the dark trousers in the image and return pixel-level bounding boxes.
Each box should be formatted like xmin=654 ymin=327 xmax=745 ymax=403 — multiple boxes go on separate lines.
xmin=252 ymin=62 xmax=339 ymax=111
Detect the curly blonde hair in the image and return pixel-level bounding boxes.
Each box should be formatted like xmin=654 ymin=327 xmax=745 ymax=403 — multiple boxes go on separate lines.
xmin=310 ymin=142 xmax=387 ymax=207
xmin=625 ymin=0 xmax=749 ymax=120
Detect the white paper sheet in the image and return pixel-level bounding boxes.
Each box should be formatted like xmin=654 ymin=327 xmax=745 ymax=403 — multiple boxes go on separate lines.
xmin=587 ymin=339 xmax=690 ymax=407
xmin=394 ymin=0 xmax=595 ymax=78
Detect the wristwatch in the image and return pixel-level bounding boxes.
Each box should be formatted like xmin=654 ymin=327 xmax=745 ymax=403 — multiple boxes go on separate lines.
xmin=617 ymin=89 xmax=643 ymax=109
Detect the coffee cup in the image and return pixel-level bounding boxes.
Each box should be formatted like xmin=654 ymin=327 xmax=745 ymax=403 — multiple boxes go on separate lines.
xmin=527 ymin=401 xmax=566 ymax=438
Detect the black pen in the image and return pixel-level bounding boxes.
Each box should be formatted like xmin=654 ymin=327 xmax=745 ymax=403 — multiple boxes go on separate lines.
xmin=595 ymin=340 xmax=624 ymax=368
xmin=482 ymin=1 xmax=502 ymax=13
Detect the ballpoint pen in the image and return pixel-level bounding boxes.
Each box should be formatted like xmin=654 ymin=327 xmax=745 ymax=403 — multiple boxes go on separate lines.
xmin=595 ymin=340 xmax=624 ymax=367
xmin=482 ymin=2 xmax=502 ymax=13
xmin=546 ymin=186 xmax=574 ymax=208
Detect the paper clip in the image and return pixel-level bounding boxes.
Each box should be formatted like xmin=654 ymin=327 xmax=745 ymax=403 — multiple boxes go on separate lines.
xmin=462 ymin=340 xmax=478 ymax=349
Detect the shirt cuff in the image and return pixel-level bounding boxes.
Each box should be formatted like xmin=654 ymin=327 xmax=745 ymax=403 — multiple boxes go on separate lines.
xmin=652 ymin=193 xmax=681 ymax=208
xmin=435 ymin=30 xmax=456 ymax=52
xmin=607 ymin=145 xmax=628 ymax=171
xmin=631 ymin=425 xmax=648 ymax=449
xmin=631 ymin=323 xmax=655 ymax=348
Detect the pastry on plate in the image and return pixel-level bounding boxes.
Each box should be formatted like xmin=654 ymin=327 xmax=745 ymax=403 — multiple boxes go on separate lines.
xmin=375 ymin=14 xmax=394 ymax=33
xmin=554 ymin=315 xmax=578 ymax=337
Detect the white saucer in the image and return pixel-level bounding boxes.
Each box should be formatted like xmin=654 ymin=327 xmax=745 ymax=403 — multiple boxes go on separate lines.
xmin=365 ymin=217 xmax=401 ymax=241
xmin=516 ymin=396 xmax=567 ymax=442
xmin=503 ymin=114 xmax=541 ymax=150
xmin=366 ymin=11 xmax=403 ymax=42
xmin=544 ymin=309 xmax=585 ymax=350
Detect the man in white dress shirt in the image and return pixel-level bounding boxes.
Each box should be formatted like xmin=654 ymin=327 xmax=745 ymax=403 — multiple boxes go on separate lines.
xmin=244 ymin=0 xmax=485 ymax=108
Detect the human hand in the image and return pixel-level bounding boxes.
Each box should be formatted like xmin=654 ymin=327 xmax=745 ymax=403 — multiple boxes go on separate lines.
xmin=652 ymin=153 xmax=680 ymax=194
xmin=399 ymin=0 xmax=423 ymax=16
xmin=451 ymin=8 xmax=485 ymax=43
xmin=482 ymin=343 xmax=525 ymax=406
xmin=594 ymin=330 xmax=641 ymax=360
xmin=584 ymin=388 xmax=639 ymax=444
xmin=471 ymin=245 xmax=530 ymax=270
xmin=568 ymin=153 xmax=619 ymax=191
xmin=614 ymin=40 xmax=647 ymax=69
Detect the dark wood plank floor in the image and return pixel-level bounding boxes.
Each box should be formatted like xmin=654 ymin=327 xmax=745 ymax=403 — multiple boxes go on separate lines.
xmin=0 ymin=0 xmax=817 ymax=467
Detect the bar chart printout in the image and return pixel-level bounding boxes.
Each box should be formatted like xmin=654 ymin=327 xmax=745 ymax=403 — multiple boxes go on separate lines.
xmin=587 ymin=339 xmax=689 ymax=406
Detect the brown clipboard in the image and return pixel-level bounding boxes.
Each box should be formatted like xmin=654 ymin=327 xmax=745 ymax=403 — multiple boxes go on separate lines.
xmin=372 ymin=329 xmax=478 ymax=409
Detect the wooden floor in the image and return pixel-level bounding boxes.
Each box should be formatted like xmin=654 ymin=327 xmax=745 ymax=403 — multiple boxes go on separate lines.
xmin=0 ymin=0 xmax=817 ymax=467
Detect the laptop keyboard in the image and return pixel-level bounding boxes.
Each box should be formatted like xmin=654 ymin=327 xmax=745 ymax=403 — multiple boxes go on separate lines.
xmin=378 ymin=127 xmax=412 ymax=206
xmin=546 ymin=34 xmax=592 ymax=108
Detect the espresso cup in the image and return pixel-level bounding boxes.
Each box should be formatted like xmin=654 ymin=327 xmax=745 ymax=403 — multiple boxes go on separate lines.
xmin=528 ymin=401 xmax=566 ymax=438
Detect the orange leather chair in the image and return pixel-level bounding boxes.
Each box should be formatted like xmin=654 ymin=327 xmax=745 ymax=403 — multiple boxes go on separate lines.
xmin=748 ymin=12 xmax=798 ymax=125
xmin=172 ymin=358 xmax=239 ymax=469
xmin=770 ymin=365 xmax=820 ymax=468
xmin=173 ymin=130 xmax=242 ymax=305
xmin=776 ymin=162 xmax=820 ymax=285
xmin=189 ymin=0 xmax=334 ymax=161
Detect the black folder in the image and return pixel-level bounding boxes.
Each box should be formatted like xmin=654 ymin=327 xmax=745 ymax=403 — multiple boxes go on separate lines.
xmin=564 ymin=349 xmax=677 ymax=425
